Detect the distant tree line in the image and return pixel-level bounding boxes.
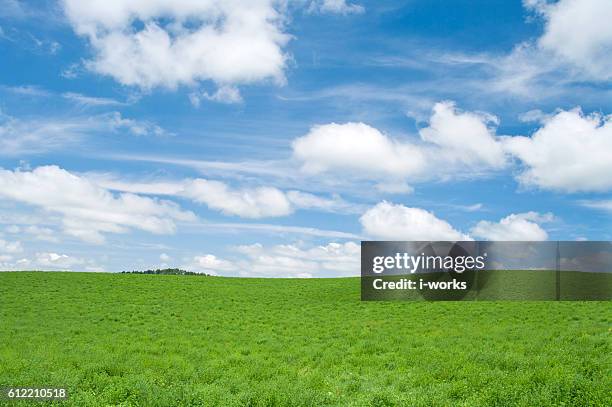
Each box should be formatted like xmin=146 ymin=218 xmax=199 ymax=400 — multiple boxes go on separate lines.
xmin=121 ymin=268 xmax=211 ymax=276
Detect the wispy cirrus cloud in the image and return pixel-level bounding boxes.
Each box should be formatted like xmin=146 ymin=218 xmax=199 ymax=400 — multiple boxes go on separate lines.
xmin=578 ymin=200 xmax=612 ymax=213
xmin=0 ymin=110 xmax=169 ymax=155
xmin=190 ymin=222 xmax=362 ymax=240
xmin=62 ymin=92 xmax=126 ymax=107
xmin=307 ymin=0 xmax=364 ymax=15
xmin=88 ymin=172 xmax=362 ymax=218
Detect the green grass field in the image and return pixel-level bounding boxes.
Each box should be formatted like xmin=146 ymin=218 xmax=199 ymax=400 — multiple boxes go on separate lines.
xmin=0 ymin=272 xmax=610 ymax=406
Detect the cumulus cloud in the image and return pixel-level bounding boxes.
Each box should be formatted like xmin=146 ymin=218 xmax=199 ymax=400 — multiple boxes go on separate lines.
xmin=182 ymin=242 xmax=360 ymax=278
xmin=502 ymin=108 xmax=612 ymax=192
xmin=183 ymin=179 xmax=292 ymax=218
xmin=360 ymin=201 xmax=470 ymax=241
xmin=234 ymin=241 xmax=360 ymax=277
xmin=292 ymin=101 xmax=506 ymax=189
xmin=420 ymin=101 xmax=505 ymax=168
xmin=293 ymin=121 xmax=426 ymax=177
xmin=0 ymin=166 xmax=195 ymax=243
xmin=291 ymin=103 xmax=610 ymax=195
xmin=62 ymin=0 xmax=291 ymax=90
xmin=525 ymin=0 xmax=612 ymax=80
xmin=360 ymin=202 xmax=553 ymax=242
xmin=0 ymin=250 xmax=101 ymax=271
xmin=182 ymin=254 xmax=238 ymax=275
xmin=470 ymin=212 xmax=553 ymax=241
xmin=34 ymin=252 xmax=84 ymax=269
xmin=456 ymin=0 xmax=612 ymax=97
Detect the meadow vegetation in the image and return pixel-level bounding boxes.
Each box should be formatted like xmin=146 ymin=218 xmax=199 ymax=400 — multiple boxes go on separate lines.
xmin=0 ymin=272 xmax=610 ymax=406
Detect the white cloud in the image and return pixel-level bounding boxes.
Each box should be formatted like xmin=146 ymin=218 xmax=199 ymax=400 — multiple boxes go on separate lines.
xmin=525 ymin=0 xmax=612 ymax=81
xmin=502 ymin=108 xmax=612 ymax=192
xmin=419 ymin=101 xmax=505 ymax=168
xmin=27 ymin=226 xmax=59 ymax=242
xmin=91 ymin=174 xmax=359 ymax=218
xmin=34 ymin=252 xmax=84 ymax=269
xmin=579 ymin=199 xmax=612 ymax=212
xmin=462 ymin=203 xmax=483 ymax=212
xmin=0 ymin=254 xmax=17 ymax=270
xmin=62 ymin=0 xmax=291 ymax=90
xmin=183 ymin=241 xmax=360 ymax=278
xmin=61 ymin=62 xmax=82 ymax=79
xmin=159 ymin=253 xmax=170 ymax=262
xmin=0 ymin=249 xmax=102 ymax=271
xmin=292 ymin=101 xmax=506 ymax=188
xmin=518 ymin=109 xmax=550 ymax=123
xmin=199 ymin=222 xmax=362 ymax=239
xmin=285 ymin=190 xmax=360 ymax=213
xmin=235 ymin=241 xmax=360 ymax=277
xmin=309 ymin=0 xmax=364 ymax=14
xmin=28 ymin=34 xmax=61 ymax=55
xmin=0 ymin=166 xmax=195 ymax=243
xmin=471 ymin=0 xmax=612 ymax=95
xmin=0 ymin=110 xmax=167 ymax=155
xmin=360 ymin=201 xmax=470 ymax=241
xmin=5 ymin=225 xmax=59 ymax=242
xmin=183 ymin=179 xmax=292 ymax=218
xmin=375 ymin=181 xmax=414 ymax=194
xmin=5 ymin=225 xmax=21 ymax=234
xmin=62 ymin=92 xmax=125 ymax=107
xmin=0 ymin=110 xmax=101 ymax=155
xmin=470 ymin=212 xmax=553 ymax=241
xmin=107 ymin=112 xmax=169 ymax=137
xmin=0 ymin=0 xmax=60 ymax=22
xmin=0 ymin=238 xmax=23 ymax=253
xmin=360 ymin=202 xmax=553 ymax=242
xmin=4 ymin=85 xmax=51 ymax=97
xmin=182 ymin=254 xmax=237 ymax=275
xmin=293 ymin=121 xmax=426 ymax=177
xmin=88 ymin=178 xmax=186 ymax=196
xmin=189 ymin=85 xmax=243 ymax=107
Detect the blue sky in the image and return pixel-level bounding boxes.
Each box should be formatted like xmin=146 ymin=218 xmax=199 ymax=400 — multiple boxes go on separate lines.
xmin=0 ymin=0 xmax=610 ymax=276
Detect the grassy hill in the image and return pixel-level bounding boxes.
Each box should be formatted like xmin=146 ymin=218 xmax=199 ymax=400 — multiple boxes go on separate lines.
xmin=0 ymin=272 xmax=610 ymax=406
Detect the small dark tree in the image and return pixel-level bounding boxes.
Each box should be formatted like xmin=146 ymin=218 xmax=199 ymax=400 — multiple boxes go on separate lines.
xmin=121 ymin=268 xmax=210 ymax=276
